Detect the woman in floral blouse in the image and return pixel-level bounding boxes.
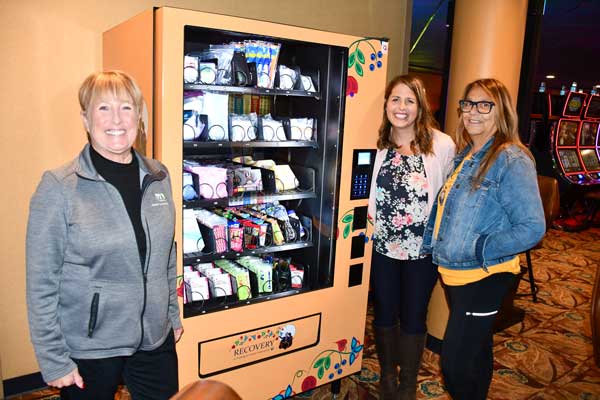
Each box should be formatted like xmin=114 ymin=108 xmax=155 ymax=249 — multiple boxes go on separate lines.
xmin=367 ymin=75 xmax=455 ymax=400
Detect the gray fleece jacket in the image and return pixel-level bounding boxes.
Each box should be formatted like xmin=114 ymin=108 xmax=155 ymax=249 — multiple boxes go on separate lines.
xmin=26 ymin=144 xmax=182 ymax=382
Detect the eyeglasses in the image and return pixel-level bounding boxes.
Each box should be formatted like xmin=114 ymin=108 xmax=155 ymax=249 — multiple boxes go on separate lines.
xmin=459 ymin=100 xmax=495 ymax=114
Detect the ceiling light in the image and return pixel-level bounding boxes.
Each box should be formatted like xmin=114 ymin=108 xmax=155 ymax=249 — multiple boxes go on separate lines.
xmin=545 ymin=75 xmax=555 ymax=79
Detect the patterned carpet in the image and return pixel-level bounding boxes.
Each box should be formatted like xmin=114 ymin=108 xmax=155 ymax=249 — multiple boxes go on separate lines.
xmin=9 ymin=227 xmax=600 ymax=400
xmin=303 ymin=226 xmax=600 ymax=400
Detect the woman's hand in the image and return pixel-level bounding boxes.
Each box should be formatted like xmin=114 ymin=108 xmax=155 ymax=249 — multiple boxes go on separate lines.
xmin=174 ymin=327 xmax=184 ymax=343
xmin=47 ymin=367 xmax=84 ymax=389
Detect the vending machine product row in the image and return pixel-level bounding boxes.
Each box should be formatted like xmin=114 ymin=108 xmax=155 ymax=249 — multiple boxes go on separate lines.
xmin=104 ymin=7 xmax=388 ymax=399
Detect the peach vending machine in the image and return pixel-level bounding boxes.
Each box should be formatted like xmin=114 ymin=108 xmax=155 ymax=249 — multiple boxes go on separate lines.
xmin=103 ymin=7 xmax=388 ymax=398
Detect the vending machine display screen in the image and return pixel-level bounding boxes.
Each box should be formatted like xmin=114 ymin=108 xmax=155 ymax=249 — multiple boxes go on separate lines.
xmin=585 ymin=95 xmax=600 ymax=119
xmin=558 ymin=149 xmax=583 ymax=172
xmin=357 ymin=151 xmax=371 ymax=165
xmin=580 ymin=149 xmax=600 ymax=171
xmin=563 ymin=92 xmax=587 ymax=117
xmin=580 ymin=121 xmax=599 ymax=146
xmin=557 ymin=120 xmax=580 ymax=146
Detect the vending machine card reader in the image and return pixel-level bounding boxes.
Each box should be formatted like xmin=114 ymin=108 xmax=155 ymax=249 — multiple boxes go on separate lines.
xmin=350 ymin=149 xmax=377 ymax=200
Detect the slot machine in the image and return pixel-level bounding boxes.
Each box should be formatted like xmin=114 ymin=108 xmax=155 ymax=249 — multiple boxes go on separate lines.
xmin=579 ymin=95 xmax=600 ymax=181
xmin=553 ymin=91 xmax=594 ymax=184
xmin=527 ymin=87 xmax=600 ymax=230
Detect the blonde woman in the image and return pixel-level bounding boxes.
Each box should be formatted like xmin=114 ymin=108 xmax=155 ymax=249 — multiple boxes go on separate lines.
xmin=27 ymin=71 xmax=182 ymax=399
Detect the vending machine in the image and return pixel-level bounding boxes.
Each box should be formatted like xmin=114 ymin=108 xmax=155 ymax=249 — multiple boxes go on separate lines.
xmin=103 ymin=7 xmax=388 ymax=399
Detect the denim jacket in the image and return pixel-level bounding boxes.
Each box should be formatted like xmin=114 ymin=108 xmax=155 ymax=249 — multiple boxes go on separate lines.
xmin=421 ymin=138 xmax=545 ymax=270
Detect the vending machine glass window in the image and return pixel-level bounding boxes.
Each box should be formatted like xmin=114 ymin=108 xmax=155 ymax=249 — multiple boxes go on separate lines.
xmin=558 ymin=148 xmax=583 ymax=173
xmin=580 ymin=148 xmax=600 ymax=171
xmin=557 ymin=120 xmax=580 ymax=146
xmin=181 ymin=25 xmax=346 ymax=317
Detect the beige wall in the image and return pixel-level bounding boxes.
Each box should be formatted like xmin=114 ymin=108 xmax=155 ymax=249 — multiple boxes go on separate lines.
xmin=0 ymin=0 xmax=410 ymax=381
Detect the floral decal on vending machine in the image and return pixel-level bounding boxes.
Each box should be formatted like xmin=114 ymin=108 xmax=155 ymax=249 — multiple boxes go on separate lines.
xmin=346 ymin=39 xmax=387 ymax=97
xmin=270 ymin=337 xmax=364 ymax=399
xmin=337 ymin=208 xmax=372 ymax=240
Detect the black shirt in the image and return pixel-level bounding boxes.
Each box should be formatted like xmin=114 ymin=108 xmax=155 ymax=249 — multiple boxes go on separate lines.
xmin=89 ymin=146 xmax=147 ymax=266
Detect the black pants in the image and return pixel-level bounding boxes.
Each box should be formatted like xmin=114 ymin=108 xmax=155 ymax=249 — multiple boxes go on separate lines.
xmin=441 ymin=273 xmax=516 ymax=400
xmin=370 ymin=251 xmax=438 ymax=333
xmin=61 ymin=331 xmax=178 ymax=400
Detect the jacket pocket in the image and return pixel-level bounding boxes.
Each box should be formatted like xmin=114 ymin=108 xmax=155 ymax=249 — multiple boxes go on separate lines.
xmin=61 ymin=279 xmax=143 ymax=352
xmin=87 ymin=292 xmax=100 ymax=338
xmin=143 ymin=276 xmax=171 ymax=344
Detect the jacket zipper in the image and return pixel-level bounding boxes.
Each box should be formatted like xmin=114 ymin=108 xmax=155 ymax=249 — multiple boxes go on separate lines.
xmin=136 ymin=174 xmax=159 ymax=350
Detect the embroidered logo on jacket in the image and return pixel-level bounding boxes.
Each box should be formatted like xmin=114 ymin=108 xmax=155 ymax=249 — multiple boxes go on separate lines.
xmin=152 ymin=192 xmax=168 ymax=206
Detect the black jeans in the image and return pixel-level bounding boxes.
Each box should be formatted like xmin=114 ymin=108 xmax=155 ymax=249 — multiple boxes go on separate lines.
xmin=370 ymin=251 xmax=438 ymax=333
xmin=61 ymin=331 xmax=179 ymax=400
xmin=441 ymin=272 xmax=516 ymax=400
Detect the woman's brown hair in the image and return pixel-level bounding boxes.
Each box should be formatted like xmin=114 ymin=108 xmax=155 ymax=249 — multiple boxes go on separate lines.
xmin=455 ymin=78 xmax=533 ymax=188
xmin=377 ymin=74 xmax=439 ymax=154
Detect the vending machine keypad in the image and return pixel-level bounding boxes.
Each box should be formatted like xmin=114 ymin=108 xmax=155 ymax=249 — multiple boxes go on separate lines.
xmin=352 ymin=174 xmax=369 ymax=198
xmin=350 ymin=149 xmax=377 ymax=200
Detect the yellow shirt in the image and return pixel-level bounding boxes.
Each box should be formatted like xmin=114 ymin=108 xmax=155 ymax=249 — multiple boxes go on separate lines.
xmin=433 ymin=153 xmax=521 ymax=286
xmin=439 ymin=257 xmax=521 ymax=286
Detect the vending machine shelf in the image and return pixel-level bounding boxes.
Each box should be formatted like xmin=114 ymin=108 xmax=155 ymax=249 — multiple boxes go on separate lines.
xmin=184 ymin=140 xmax=318 ymax=149
xmin=183 ymin=189 xmax=317 ymax=209
xmin=184 ymin=83 xmax=321 ymax=99
xmin=183 ymin=286 xmax=310 ymax=318
xmin=183 ymin=240 xmax=314 ymax=264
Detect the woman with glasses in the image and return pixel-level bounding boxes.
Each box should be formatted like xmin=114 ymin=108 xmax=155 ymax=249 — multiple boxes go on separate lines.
xmin=368 ymin=75 xmax=455 ymax=399
xmin=421 ymin=78 xmax=545 ymax=399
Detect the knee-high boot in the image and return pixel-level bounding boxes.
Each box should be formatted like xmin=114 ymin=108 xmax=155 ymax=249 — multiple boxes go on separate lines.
xmin=397 ymin=333 xmax=426 ymax=400
xmin=374 ymin=325 xmax=399 ymax=400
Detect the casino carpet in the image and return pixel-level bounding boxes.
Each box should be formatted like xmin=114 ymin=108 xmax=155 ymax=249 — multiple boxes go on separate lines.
xmin=9 ymin=227 xmax=600 ymax=400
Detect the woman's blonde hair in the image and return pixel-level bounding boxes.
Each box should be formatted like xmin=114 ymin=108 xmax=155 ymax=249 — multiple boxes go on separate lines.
xmin=456 ymin=78 xmax=533 ymax=188
xmin=78 ymin=70 xmax=145 ymax=140
xmin=377 ymin=74 xmax=439 ymax=154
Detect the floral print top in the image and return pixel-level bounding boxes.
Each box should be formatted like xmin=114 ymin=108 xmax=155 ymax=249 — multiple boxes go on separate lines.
xmin=374 ymin=150 xmax=429 ymax=260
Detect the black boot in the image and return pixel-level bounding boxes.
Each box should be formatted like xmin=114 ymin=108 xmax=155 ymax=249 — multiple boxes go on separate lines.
xmin=375 ymin=325 xmax=399 ymax=400
xmin=397 ymin=333 xmax=426 ymax=400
